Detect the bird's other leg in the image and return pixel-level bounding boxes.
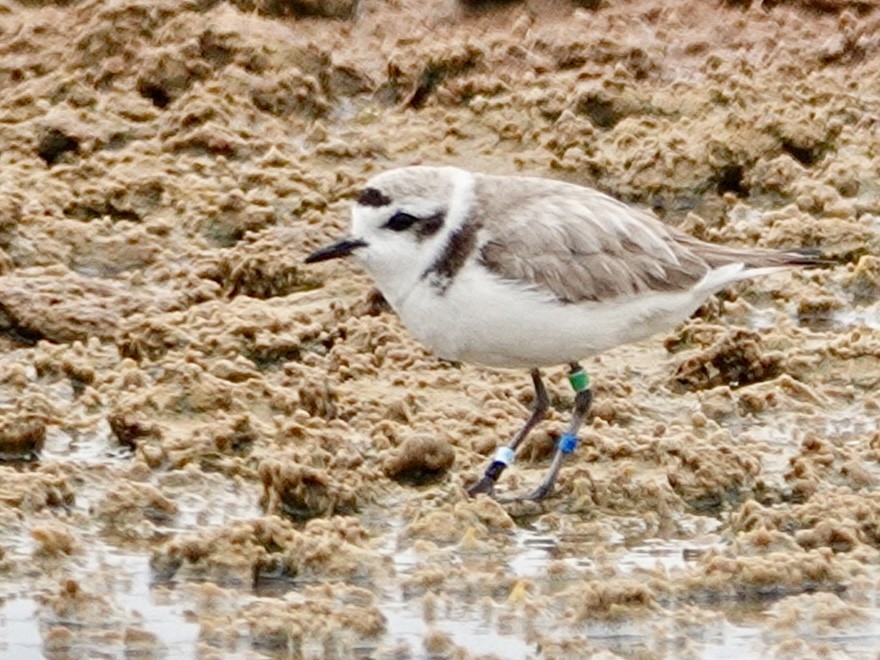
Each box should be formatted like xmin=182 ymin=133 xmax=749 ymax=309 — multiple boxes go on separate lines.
xmin=520 ymin=362 xmax=592 ymax=502
xmin=467 ymin=369 xmax=549 ymax=496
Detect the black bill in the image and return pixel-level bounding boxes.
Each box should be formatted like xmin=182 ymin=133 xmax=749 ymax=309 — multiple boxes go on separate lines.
xmin=304 ymin=238 xmax=367 ymax=263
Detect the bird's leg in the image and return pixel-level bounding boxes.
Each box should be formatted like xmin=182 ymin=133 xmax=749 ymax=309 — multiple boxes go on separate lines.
xmin=520 ymin=362 xmax=592 ymax=502
xmin=467 ymin=369 xmax=549 ymax=496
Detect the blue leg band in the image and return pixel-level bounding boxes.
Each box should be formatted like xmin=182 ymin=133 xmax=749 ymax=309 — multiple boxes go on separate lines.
xmin=559 ymin=432 xmax=578 ymax=455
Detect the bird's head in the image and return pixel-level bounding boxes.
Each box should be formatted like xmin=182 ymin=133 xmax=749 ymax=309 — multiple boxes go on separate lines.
xmin=305 ymin=166 xmax=476 ymax=306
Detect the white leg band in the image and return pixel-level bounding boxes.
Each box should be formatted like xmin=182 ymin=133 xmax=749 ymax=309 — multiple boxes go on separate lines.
xmin=493 ymin=447 xmax=515 ymax=466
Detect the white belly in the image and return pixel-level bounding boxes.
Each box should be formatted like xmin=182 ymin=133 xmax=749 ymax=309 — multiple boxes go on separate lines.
xmin=394 ymin=262 xmax=710 ymax=369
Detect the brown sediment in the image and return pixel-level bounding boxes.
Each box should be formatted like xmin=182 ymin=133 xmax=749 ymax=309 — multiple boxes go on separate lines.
xmin=31 ymin=522 xmax=79 ymax=558
xmin=669 ymin=327 xmax=784 ymax=392
xmin=150 ymin=515 xmax=377 ymax=585
xmin=0 ymin=465 xmax=76 ymax=511
xmin=0 ymin=417 xmax=46 ymax=460
xmin=93 ymin=481 xmax=179 ymax=539
xmin=382 ymin=434 xmax=456 ymax=485
xmin=40 ymin=578 xmax=116 ymax=622
xmin=1 ymin=0 xmax=880 ymax=656
xmin=258 ymin=459 xmax=367 ymax=519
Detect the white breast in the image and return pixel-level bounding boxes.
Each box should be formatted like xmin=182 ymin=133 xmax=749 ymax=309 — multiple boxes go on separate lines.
xmin=395 ymin=261 xmax=718 ymax=369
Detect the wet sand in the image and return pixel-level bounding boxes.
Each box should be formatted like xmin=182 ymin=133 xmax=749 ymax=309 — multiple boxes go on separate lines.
xmin=1 ymin=0 xmax=880 ymax=657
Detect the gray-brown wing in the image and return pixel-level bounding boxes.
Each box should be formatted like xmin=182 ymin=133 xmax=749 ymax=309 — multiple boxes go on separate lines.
xmin=474 ymin=176 xmax=712 ymax=303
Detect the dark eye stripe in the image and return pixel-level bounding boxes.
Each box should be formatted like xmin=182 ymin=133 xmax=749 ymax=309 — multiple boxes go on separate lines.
xmin=383 ymin=211 xmax=419 ymax=232
xmin=382 ymin=210 xmax=447 ymax=238
xmin=416 ymin=211 xmax=445 ymax=238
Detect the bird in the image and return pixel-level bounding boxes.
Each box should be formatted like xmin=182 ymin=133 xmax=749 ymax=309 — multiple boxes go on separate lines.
xmin=304 ymin=166 xmax=823 ymax=501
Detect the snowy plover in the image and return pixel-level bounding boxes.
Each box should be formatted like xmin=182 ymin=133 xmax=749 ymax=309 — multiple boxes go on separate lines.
xmin=305 ymin=166 xmax=822 ymax=501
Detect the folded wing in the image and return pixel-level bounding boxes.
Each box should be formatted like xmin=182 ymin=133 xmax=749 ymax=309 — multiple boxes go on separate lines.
xmin=474 ymin=175 xmax=820 ymax=304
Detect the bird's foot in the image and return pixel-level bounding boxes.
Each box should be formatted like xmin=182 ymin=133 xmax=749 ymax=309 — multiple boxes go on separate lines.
xmin=491 ymin=480 xmax=555 ymax=504
xmin=517 ymin=480 xmax=555 ymax=502
xmin=467 ymin=459 xmax=510 ymax=497
xmin=467 ymin=474 xmax=497 ymax=497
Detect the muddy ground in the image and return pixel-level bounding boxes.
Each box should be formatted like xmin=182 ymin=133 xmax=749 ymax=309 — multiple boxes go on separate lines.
xmin=1 ymin=0 xmax=880 ymax=657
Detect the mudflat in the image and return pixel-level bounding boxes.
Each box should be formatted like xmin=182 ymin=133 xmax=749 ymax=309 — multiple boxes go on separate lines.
xmin=1 ymin=0 xmax=879 ymax=657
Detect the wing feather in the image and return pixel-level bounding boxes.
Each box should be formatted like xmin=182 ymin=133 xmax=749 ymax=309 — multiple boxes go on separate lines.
xmin=471 ymin=174 xmax=822 ymax=304
xmin=474 ymin=175 xmax=709 ymax=303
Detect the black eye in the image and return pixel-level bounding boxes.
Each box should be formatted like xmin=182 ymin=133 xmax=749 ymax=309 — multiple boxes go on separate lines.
xmin=383 ymin=211 xmax=419 ymax=232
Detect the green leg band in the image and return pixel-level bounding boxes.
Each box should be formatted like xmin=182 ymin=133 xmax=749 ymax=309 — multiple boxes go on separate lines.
xmin=568 ymin=369 xmax=590 ymax=392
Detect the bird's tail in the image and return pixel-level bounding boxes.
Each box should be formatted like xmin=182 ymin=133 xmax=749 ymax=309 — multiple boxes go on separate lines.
xmin=693 ymin=246 xmax=829 ymax=294
xmin=677 ymin=233 xmax=829 ymax=269
xmin=742 ymin=247 xmax=828 ymax=269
